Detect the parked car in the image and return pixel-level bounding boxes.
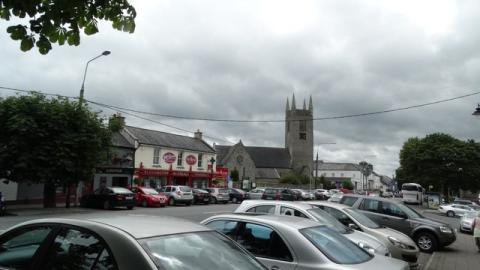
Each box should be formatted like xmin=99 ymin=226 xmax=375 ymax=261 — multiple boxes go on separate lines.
xmin=192 ymin=188 xmax=211 ymax=205
xmin=131 ymin=186 xmax=168 ymax=207
xmin=459 ymin=211 xmax=478 ymax=233
xmin=382 ymin=190 xmax=394 ymax=198
xmin=328 ymin=192 xmax=344 ymax=203
xmin=0 ymin=192 xmax=6 ymax=216
xmin=206 ymin=188 xmax=230 ymax=204
xmin=453 ymin=198 xmax=479 ymax=206
xmin=261 ymin=188 xmax=296 ymax=201
xmin=314 ymin=189 xmax=330 ymax=200
xmin=308 ymin=201 xmax=419 ymax=269
xmin=228 ymin=188 xmax=246 ymax=203
xmin=0 ymin=216 xmax=267 ymax=270
xmin=438 ymin=204 xmax=474 ymax=217
xmin=158 ymin=185 xmax=193 ymax=206
xmin=235 ymin=200 xmax=391 ymax=257
xmin=80 ymin=187 xmax=135 ymax=210
xmin=340 ymin=194 xmax=456 ymax=253
xmin=245 ymin=188 xmax=265 ymax=200
xmin=202 ymin=214 xmax=409 ymax=270
xmin=291 ymin=189 xmax=314 ymax=200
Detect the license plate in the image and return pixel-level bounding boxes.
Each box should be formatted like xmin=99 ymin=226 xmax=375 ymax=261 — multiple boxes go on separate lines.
xmin=125 ymin=196 xmax=133 ymax=200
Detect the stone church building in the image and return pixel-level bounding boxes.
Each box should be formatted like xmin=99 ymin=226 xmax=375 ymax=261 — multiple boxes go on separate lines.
xmin=216 ymin=95 xmax=314 ymax=187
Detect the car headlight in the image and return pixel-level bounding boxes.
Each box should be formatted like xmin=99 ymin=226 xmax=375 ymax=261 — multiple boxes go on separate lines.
xmin=357 ymin=242 xmax=376 ymax=255
xmin=440 ymin=225 xmax=453 ymax=234
xmin=388 ymin=236 xmax=409 ymax=249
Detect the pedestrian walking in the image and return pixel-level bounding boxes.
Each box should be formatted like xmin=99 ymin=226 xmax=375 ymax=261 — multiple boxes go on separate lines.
xmin=475 ymin=211 xmax=480 ymax=251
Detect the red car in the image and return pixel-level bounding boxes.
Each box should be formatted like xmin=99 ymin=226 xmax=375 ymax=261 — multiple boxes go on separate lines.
xmin=131 ymin=186 xmax=168 ymax=207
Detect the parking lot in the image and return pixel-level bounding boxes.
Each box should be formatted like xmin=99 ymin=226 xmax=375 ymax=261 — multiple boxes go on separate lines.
xmin=1 ymin=201 xmax=479 ymax=270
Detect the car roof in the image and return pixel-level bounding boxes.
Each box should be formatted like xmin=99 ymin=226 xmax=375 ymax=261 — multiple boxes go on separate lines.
xmin=342 ymin=194 xmax=397 ymax=202
xmin=308 ymin=201 xmax=352 ymax=210
xmin=205 ymin=213 xmax=322 ymax=230
xmin=238 ymin=200 xmax=315 ymax=210
xmin=12 ymin=215 xmax=210 ymax=239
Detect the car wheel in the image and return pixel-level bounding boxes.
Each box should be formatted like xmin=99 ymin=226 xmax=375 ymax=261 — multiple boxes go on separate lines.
xmin=127 ymin=206 xmax=134 ymax=210
xmin=446 ymin=211 xmax=455 ymax=217
xmin=142 ymin=200 xmax=148 ymax=207
xmin=186 ymin=201 xmax=192 ymax=206
xmin=103 ymin=201 xmax=111 ymax=210
xmin=169 ymin=198 xmax=176 ymax=206
xmin=232 ymin=197 xmax=238 ymax=204
xmin=211 ymin=197 xmax=217 ymax=204
xmin=415 ymin=232 xmax=438 ymax=253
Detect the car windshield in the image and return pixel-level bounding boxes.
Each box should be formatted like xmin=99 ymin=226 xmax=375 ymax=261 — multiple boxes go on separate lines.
xmin=141 ymin=231 xmax=265 ymax=270
xmin=398 ymin=203 xmax=423 ymax=218
xmin=110 ymin=187 xmax=132 ymax=194
xmin=344 ymin=208 xmax=381 ymax=229
xmin=464 ymin=211 xmax=478 ymax=219
xmin=301 ymin=226 xmax=372 ymax=264
xmin=142 ymin=188 xmax=159 ymax=195
xmin=180 ymin=186 xmax=192 ymax=192
xmin=307 ymin=208 xmax=348 ymax=234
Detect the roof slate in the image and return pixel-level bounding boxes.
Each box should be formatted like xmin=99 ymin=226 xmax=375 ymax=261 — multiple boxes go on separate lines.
xmin=216 ymin=145 xmax=291 ymax=169
xmin=111 ymin=132 xmax=134 ymax=149
xmin=125 ymin=126 xmax=215 ymax=153
xmin=314 ymin=162 xmax=361 ymax=171
xmin=255 ymin=168 xmax=281 ymax=179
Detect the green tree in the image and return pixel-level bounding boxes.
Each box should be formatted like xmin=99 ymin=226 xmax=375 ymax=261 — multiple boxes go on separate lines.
xmin=341 ymin=180 xmax=353 ymax=190
xmin=280 ymin=172 xmax=308 ymax=185
xmin=397 ymin=133 xmax=480 ymax=199
xmin=0 ymin=93 xmax=112 ymax=207
xmin=0 ymin=0 xmax=136 ymax=54
xmin=230 ymin=169 xmax=239 ymax=182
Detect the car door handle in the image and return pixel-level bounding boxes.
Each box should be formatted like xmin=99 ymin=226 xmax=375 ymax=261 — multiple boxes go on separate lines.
xmin=271 ymin=266 xmax=280 ymax=270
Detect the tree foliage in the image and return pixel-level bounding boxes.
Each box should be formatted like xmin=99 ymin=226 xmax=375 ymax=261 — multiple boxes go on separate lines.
xmin=0 ymin=0 xmax=136 ymax=54
xmin=280 ymin=172 xmax=309 ymax=185
xmin=396 ymin=133 xmax=480 ymax=196
xmin=230 ymin=169 xmax=239 ymax=182
xmin=341 ymin=180 xmax=353 ymax=190
xmin=0 ymin=93 xmax=112 ymax=207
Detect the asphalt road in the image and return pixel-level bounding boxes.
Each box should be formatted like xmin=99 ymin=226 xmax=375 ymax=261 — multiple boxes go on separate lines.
xmin=1 ymin=202 xmax=478 ymax=270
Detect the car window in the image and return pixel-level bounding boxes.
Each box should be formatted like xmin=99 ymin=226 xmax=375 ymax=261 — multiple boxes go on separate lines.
xmin=246 ymin=205 xmax=275 ymax=214
xmin=319 ymin=206 xmax=353 ymax=226
xmin=280 ymin=207 xmax=308 ymax=218
xmin=205 ymin=220 xmax=239 ymax=238
xmin=340 ymin=196 xmax=358 ymax=207
xmin=43 ymin=228 xmax=117 ymax=270
xmin=380 ymin=202 xmax=406 ymax=218
xmin=165 ymin=187 xmax=171 ymax=192
xmin=239 ymin=223 xmax=293 ymax=262
xmin=0 ymin=226 xmax=53 ymax=269
xmin=360 ymin=199 xmax=380 ymax=212
xmin=180 ymin=186 xmax=191 ymax=192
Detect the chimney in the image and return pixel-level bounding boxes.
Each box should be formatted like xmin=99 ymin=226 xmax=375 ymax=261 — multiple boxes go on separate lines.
xmin=108 ymin=113 xmax=126 ymax=131
xmin=194 ymin=129 xmax=203 ymax=140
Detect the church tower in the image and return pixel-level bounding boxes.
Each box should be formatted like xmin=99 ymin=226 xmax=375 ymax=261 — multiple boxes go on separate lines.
xmin=285 ymin=94 xmax=314 ymax=178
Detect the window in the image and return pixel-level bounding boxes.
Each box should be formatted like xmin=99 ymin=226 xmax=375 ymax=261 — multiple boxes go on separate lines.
xmin=299 ymin=120 xmax=306 ymax=131
xmin=177 ymin=152 xmax=183 ymax=166
xmin=319 ymin=206 xmax=353 ymax=226
xmin=205 ymin=220 xmax=239 ymax=238
xmin=43 ymin=228 xmax=116 ymax=270
xmin=287 ymin=121 xmax=290 ymax=132
xmin=299 ymin=133 xmax=306 ymax=140
xmin=198 ymin=153 xmax=203 ymax=167
xmin=332 ymin=173 xmax=335 ymax=177
xmin=239 ymin=223 xmax=293 ymax=262
xmin=381 ymin=202 xmax=406 ymax=218
xmin=340 ymin=196 xmax=358 ymax=207
xmin=360 ymin=199 xmax=380 ymax=212
xmin=0 ymin=226 xmax=53 ymax=269
xmin=153 ymin=148 xmax=160 ymax=165
xmin=280 ymin=207 xmax=308 ymax=218
xmin=340 ymin=173 xmax=344 ymax=177
xmin=246 ymin=205 xmax=275 ymax=214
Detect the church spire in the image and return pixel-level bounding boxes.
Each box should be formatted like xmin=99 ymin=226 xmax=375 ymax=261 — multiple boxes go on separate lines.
xmin=286 ymin=97 xmax=290 ymax=111
xmin=303 ymin=99 xmax=307 ymax=110
xmin=308 ymin=95 xmax=313 ymax=111
xmin=291 ymin=93 xmax=296 ymax=110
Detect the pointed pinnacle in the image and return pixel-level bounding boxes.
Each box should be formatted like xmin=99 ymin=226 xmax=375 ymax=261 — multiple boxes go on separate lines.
xmin=291 ymin=93 xmax=296 ymax=110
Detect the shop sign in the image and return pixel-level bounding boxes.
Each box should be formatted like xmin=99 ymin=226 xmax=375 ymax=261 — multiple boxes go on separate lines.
xmin=163 ymin=152 xmax=176 ymax=163
xmin=186 ymin=155 xmax=197 ymax=165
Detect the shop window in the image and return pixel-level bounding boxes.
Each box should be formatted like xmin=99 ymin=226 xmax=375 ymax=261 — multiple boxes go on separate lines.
xmin=198 ymin=154 xmax=203 ymax=167
xmin=153 ymin=148 xmax=160 ymax=165
xmin=177 ymin=152 xmax=183 ymax=166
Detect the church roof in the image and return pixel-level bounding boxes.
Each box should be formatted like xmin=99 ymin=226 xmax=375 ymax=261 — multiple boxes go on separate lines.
xmin=314 ymin=161 xmax=361 ymax=171
xmin=125 ymin=126 xmax=215 ymax=153
xmin=216 ymin=145 xmax=291 ymax=169
xmin=255 ymin=168 xmax=281 ymax=179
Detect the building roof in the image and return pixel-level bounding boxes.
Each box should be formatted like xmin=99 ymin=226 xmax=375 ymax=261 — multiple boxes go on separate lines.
xmin=216 ymin=145 xmax=291 ymax=169
xmin=111 ymin=132 xmax=134 ymax=149
xmin=314 ymin=162 xmax=361 ymax=171
xmin=255 ymin=168 xmax=281 ymax=179
xmin=125 ymin=126 xmax=215 ymax=153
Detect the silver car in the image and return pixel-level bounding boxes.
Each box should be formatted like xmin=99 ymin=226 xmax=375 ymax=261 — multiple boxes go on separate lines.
xmin=206 ymin=187 xmax=230 ymax=204
xmin=202 ymin=214 xmax=409 ymax=270
xmin=0 ymin=216 xmax=267 ymax=270
xmin=246 ymin=188 xmax=266 ymax=200
xmin=438 ymin=204 xmax=474 ymax=217
xmin=460 ymin=211 xmax=478 ymax=233
xmin=309 ymin=201 xmax=419 ymax=269
xmin=234 ymin=200 xmax=390 ymax=257
xmin=159 ymin=185 xmax=194 ymax=206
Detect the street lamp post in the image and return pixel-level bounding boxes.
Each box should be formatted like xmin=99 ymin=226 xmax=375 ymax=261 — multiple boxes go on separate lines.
xmin=79 ymin=50 xmax=111 ymax=105
xmin=209 ymin=157 xmax=216 ymax=187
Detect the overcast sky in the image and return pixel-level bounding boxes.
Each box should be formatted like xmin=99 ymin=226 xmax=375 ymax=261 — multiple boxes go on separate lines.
xmin=2 ymin=0 xmax=480 ymax=176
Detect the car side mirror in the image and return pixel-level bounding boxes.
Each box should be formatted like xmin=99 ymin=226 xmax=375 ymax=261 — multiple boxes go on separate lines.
xmin=348 ymin=223 xmax=360 ymax=230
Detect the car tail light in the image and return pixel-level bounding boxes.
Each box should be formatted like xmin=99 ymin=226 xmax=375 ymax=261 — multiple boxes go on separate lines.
xmin=116 ymin=194 xmax=124 ymax=200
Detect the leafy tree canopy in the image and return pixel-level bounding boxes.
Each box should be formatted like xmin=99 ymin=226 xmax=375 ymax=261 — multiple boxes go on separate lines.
xmin=396 ymin=133 xmax=480 ymax=195
xmin=0 ymin=0 xmax=136 ymax=54
xmin=0 ymin=93 xmax=112 ymax=207
xmin=280 ymin=172 xmax=309 ymax=185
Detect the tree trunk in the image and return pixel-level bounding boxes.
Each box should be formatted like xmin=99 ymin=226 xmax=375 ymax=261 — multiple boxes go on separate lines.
xmin=65 ymin=182 xmax=71 ymax=209
xmin=43 ymin=182 xmax=56 ymax=208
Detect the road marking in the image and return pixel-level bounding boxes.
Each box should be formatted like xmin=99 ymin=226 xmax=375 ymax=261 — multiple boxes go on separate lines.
xmin=202 ymin=211 xmax=232 ymax=214
xmin=423 ymin=252 xmax=436 ymax=270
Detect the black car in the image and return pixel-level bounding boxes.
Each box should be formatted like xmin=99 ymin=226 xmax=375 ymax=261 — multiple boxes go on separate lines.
xmin=228 ymin=188 xmax=246 ymax=204
xmin=0 ymin=192 xmax=6 ymax=216
xmin=80 ymin=187 xmax=135 ymax=210
xmin=192 ymin=189 xmax=211 ymax=205
xmin=261 ymin=188 xmax=296 ymax=201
